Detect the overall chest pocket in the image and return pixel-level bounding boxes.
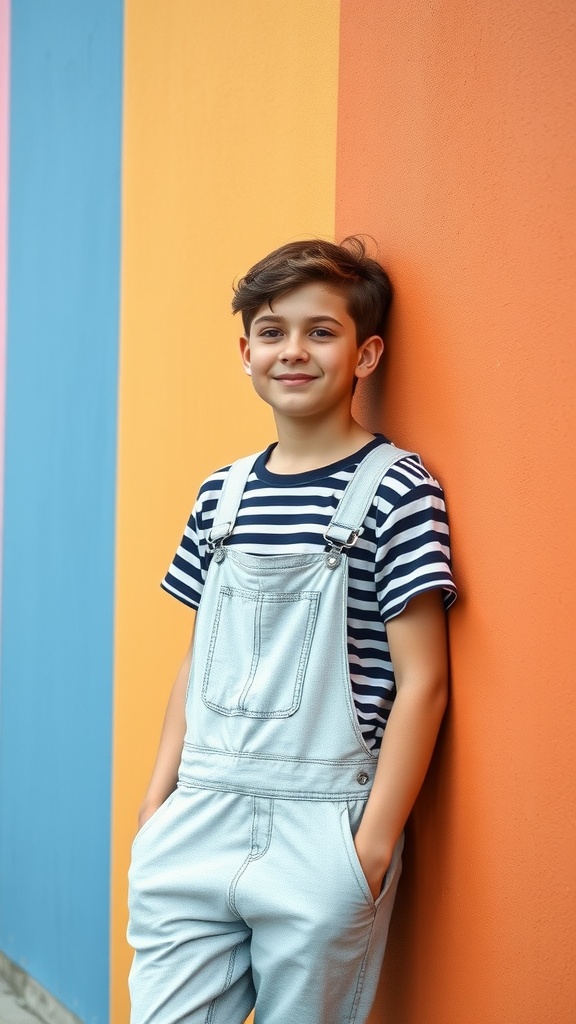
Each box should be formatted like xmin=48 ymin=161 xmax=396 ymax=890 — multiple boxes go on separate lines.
xmin=202 ymin=586 xmax=320 ymax=718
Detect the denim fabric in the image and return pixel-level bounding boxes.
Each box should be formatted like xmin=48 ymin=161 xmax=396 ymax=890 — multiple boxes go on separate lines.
xmin=128 ymin=444 xmax=412 ymax=1024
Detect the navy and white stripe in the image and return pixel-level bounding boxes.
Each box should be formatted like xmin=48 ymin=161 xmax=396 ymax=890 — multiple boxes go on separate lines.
xmin=162 ymin=435 xmax=457 ymax=751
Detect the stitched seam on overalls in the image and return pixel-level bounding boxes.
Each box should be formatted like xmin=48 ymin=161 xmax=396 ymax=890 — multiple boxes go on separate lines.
xmin=228 ymin=851 xmax=253 ymax=920
xmin=218 ymin=588 xmax=320 ymax=602
xmin=205 ymin=940 xmax=242 ymax=1024
xmin=338 ymin=806 xmax=374 ymax=907
xmin=217 ymin=553 xmax=321 ymax=571
xmin=227 ymin=798 xmax=275 ymax=918
xmin=202 ymin=589 xmax=321 ymax=719
xmin=346 ymin=840 xmax=404 ymax=1022
xmin=249 ymin=798 xmax=274 ymax=862
xmin=347 ymin=916 xmax=377 ymax=1024
xmin=184 ymin=743 xmax=377 ymax=766
xmin=237 ymin=595 xmax=262 ymax=709
xmin=178 ymin=778 xmax=372 ymax=801
xmin=203 ymin=590 xmax=226 ymax=698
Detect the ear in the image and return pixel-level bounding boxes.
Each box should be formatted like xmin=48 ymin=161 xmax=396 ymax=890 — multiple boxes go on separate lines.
xmin=355 ymin=335 xmax=384 ymax=379
xmin=239 ymin=335 xmax=252 ymax=376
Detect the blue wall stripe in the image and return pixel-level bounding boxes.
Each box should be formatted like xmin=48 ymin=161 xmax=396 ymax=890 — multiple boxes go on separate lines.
xmin=0 ymin=3 xmax=123 ymax=1021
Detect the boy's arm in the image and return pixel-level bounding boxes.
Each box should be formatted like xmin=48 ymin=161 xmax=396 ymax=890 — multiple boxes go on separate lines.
xmin=353 ymin=590 xmax=449 ymax=898
xmin=137 ymin=614 xmax=196 ymax=830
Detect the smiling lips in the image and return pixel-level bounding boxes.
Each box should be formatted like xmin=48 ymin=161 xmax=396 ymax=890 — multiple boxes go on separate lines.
xmin=274 ymin=374 xmax=317 ymax=386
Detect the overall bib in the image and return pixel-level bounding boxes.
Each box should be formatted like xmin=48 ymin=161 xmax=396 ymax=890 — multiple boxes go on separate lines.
xmin=128 ymin=443 xmax=413 ymax=1024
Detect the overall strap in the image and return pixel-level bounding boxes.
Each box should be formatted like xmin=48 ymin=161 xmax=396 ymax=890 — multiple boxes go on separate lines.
xmin=208 ymin=452 xmax=263 ymax=545
xmin=324 ymin=443 xmax=418 ymax=548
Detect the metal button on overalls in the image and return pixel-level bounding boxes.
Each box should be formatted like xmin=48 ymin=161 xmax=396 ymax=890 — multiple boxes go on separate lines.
xmin=128 ymin=444 xmax=411 ymax=1024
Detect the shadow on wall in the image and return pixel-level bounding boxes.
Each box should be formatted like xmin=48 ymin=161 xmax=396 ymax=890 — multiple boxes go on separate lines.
xmin=356 ymin=287 xmax=461 ymax=1024
xmin=368 ymin=711 xmax=455 ymax=1024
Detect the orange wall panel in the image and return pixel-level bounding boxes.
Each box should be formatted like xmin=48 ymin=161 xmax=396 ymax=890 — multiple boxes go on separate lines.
xmin=338 ymin=2 xmax=576 ymax=1022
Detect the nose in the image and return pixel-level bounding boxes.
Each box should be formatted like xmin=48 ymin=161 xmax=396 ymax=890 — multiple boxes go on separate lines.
xmin=280 ymin=331 xmax=309 ymax=362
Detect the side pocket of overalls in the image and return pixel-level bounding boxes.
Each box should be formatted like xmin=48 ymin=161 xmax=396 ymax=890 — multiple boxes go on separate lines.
xmin=131 ymin=790 xmax=178 ymax=852
xmin=338 ymin=802 xmax=404 ymax=910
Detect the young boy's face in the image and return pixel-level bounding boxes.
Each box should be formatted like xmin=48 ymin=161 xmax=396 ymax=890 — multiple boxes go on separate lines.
xmin=239 ymin=282 xmax=383 ymax=422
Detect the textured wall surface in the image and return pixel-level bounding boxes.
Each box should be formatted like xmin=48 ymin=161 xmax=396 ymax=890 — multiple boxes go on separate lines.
xmin=111 ymin=1 xmax=339 ymax=1020
xmin=0 ymin=0 xmax=8 ymax=581
xmin=338 ymin=2 xmax=576 ymax=1022
xmin=0 ymin=3 xmax=123 ymax=1021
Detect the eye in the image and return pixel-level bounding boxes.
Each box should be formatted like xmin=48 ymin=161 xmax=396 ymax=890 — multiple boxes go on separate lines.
xmin=310 ymin=328 xmax=335 ymax=338
xmin=259 ymin=328 xmax=283 ymax=339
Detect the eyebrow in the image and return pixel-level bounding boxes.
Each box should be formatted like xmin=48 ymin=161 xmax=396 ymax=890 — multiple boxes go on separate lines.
xmin=252 ymin=314 xmax=344 ymax=327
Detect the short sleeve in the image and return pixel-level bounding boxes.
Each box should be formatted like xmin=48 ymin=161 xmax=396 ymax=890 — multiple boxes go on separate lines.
xmin=375 ymin=476 xmax=457 ymax=623
xmin=160 ymin=499 xmax=208 ymax=610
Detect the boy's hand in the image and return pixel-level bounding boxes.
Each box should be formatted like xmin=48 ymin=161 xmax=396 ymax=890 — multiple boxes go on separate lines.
xmin=353 ymin=827 xmax=392 ymax=901
xmin=133 ymin=624 xmax=194 ymax=843
xmin=137 ymin=802 xmax=161 ymax=832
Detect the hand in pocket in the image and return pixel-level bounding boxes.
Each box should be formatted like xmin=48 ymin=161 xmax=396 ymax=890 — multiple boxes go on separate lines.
xmin=353 ymin=827 xmax=391 ymax=901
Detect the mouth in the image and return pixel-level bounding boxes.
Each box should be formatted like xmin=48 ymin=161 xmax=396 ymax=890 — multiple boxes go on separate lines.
xmin=273 ymin=374 xmax=317 ymax=386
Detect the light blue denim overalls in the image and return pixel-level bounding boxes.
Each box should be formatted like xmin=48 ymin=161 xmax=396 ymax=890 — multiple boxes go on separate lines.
xmin=128 ymin=442 xmax=414 ymax=1024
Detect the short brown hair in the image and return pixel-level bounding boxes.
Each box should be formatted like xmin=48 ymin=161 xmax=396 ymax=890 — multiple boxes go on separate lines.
xmin=232 ymin=236 xmax=392 ymax=344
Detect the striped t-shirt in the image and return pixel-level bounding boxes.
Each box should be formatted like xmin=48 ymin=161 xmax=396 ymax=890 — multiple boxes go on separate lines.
xmin=162 ymin=435 xmax=457 ymax=752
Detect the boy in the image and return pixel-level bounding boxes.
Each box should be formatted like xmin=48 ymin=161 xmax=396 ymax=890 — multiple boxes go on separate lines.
xmin=128 ymin=237 xmax=456 ymax=1024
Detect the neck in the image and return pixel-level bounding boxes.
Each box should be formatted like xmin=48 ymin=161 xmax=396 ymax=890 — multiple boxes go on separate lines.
xmin=267 ymin=409 xmax=375 ymax=474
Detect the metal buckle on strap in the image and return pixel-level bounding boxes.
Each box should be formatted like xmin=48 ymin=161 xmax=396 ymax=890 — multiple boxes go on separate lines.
xmin=208 ymin=523 xmax=233 ymax=563
xmin=323 ymin=527 xmax=362 ymax=547
xmin=323 ymin=528 xmax=362 ymax=570
xmin=343 ymin=529 xmax=361 ymax=547
xmin=210 ymin=541 xmax=226 ymax=563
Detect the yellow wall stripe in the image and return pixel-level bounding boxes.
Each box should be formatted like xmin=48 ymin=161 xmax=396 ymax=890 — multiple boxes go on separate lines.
xmin=111 ymin=2 xmax=340 ymax=1018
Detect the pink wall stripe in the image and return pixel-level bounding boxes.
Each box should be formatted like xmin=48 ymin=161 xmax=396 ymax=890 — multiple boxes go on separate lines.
xmin=0 ymin=0 xmax=9 ymax=575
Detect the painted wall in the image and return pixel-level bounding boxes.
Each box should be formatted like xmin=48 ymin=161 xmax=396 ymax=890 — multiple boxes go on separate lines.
xmin=0 ymin=3 xmax=123 ymax=1022
xmin=0 ymin=2 xmax=574 ymax=1023
xmin=111 ymin=3 xmax=339 ymax=1019
xmin=337 ymin=2 xmax=576 ymax=1022
xmin=0 ymin=0 xmax=8 ymax=572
